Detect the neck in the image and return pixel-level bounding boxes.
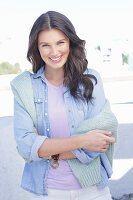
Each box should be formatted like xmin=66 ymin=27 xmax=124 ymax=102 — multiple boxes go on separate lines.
xmin=44 ymin=67 xmax=64 ymax=86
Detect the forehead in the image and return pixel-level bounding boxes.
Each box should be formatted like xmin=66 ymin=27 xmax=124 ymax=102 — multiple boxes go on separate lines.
xmin=38 ymin=28 xmax=68 ymax=43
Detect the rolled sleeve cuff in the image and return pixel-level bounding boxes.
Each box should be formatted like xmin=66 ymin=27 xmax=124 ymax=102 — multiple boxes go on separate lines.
xmin=72 ymin=149 xmax=92 ymax=163
xmin=30 ymin=135 xmax=48 ymax=161
xmin=72 ymin=149 xmax=101 ymax=164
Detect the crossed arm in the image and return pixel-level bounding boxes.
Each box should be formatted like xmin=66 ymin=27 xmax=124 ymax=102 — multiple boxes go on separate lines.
xmin=34 ymin=128 xmax=114 ymax=160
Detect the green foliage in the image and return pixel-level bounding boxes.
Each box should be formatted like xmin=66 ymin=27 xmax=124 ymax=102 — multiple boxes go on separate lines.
xmin=0 ymin=62 xmax=22 ymax=75
xmin=122 ymin=54 xmax=128 ymax=65
xmin=95 ymin=45 xmax=101 ymax=51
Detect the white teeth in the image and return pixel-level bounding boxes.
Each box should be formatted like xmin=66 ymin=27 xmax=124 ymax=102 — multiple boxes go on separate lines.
xmin=51 ymin=56 xmax=61 ymax=61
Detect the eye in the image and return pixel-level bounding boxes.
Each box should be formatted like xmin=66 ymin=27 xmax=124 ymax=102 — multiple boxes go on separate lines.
xmin=58 ymin=41 xmax=65 ymax=45
xmin=42 ymin=44 xmax=49 ymax=47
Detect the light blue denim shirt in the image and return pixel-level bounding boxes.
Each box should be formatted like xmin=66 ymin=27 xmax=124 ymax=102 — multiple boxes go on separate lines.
xmin=13 ymin=66 xmax=112 ymax=196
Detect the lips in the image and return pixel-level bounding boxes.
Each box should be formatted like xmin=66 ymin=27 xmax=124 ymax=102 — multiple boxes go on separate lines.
xmin=49 ymin=55 xmax=62 ymax=63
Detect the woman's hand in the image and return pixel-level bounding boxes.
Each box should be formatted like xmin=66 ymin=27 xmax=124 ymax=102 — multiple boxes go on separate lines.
xmin=80 ymin=129 xmax=115 ymax=152
xmin=34 ymin=127 xmax=115 ymax=158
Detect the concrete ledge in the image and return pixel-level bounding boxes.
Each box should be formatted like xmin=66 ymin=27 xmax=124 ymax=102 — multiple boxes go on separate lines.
xmin=103 ymin=75 xmax=133 ymax=82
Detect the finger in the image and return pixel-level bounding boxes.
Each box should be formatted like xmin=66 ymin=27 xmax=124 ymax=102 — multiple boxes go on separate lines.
xmin=106 ymin=136 xmax=115 ymax=143
xmin=100 ymin=148 xmax=107 ymax=153
xmin=104 ymin=144 xmax=109 ymax=149
xmin=95 ymin=130 xmax=112 ymax=135
xmin=100 ymin=144 xmax=110 ymax=152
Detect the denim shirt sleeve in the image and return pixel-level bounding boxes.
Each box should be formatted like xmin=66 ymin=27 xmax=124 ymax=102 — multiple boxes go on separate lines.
xmin=14 ymin=98 xmax=47 ymax=162
xmin=72 ymin=69 xmax=106 ymax=163
xmin=72 ymin=149 xmax=103 ymax=163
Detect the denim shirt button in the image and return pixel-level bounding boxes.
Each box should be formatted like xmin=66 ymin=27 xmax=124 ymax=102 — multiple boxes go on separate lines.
xmin=45 ymin=113 xmax=48 ymax=116
xmin=38 ymin=99 xmax=41 ymax=102
xmin=72 ymin=125 xmax=74 ymax=128
xmin=45 ymin=100 xmax=47 ymax=103
xmin=47 ymin=128 xmax=49 ymax=131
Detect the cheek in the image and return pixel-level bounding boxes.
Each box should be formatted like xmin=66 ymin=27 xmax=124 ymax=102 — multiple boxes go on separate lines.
xmin=61 ymin=44 xmax=69 ymax=55
xmin=39 ymin=49 xmax=49 ymax=59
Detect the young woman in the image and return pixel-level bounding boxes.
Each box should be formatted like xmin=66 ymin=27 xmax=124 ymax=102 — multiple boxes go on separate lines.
xmin=11 ymin=11 xmax=117 ymax=200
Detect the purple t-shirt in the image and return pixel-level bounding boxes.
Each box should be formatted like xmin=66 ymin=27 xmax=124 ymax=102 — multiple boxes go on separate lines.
xmin=45 ymin=79 xmax=81 ymax=190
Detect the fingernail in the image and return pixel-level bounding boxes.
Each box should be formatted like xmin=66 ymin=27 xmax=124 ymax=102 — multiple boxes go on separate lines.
xmin=108 ymin=131 xmax=112 ymax=136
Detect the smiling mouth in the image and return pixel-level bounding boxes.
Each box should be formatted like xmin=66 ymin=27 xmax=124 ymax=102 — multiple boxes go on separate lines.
xmin=49 ymin=55 xmax=62 ymax=63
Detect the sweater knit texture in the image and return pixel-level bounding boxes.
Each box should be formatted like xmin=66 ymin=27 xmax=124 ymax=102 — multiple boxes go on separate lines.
xmin=68 ymin=100 xmax=118 ymax=187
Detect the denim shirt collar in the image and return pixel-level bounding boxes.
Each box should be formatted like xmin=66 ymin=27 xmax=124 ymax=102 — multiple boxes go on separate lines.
xmin=33 ymin=66 xmax=89 ymax=79
xmin=32 ymin=66 xmax=69 ymax=94
xmin=33 ymin=66 xmax=45 ymax=80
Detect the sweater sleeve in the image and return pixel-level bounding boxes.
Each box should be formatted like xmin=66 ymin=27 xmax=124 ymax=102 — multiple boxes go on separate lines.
xmin=72 ymin=69 xmax=106 ymax=163
xmin=14 ymin=98 xmax=48 ymax=162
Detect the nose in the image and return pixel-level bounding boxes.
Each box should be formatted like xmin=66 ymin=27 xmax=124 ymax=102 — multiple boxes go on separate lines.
xmin=50 ymin=46 xmax=58 ymax=56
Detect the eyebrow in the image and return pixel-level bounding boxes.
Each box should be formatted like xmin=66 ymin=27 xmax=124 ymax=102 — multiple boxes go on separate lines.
xmin=39 ymin=39 xmax=67 ymax=45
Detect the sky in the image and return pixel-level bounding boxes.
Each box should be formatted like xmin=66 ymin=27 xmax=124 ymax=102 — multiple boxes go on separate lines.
xmin=0 ymin=0 xmax=133 ymax=69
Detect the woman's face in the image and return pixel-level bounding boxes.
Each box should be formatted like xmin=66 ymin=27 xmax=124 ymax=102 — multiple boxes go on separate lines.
xmin=38 ymin=28 xmax=70 ymax=71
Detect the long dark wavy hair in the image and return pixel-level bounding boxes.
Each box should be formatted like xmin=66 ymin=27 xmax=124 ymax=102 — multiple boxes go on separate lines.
xmin=27 ymin=11 xmax=97 ymax=102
